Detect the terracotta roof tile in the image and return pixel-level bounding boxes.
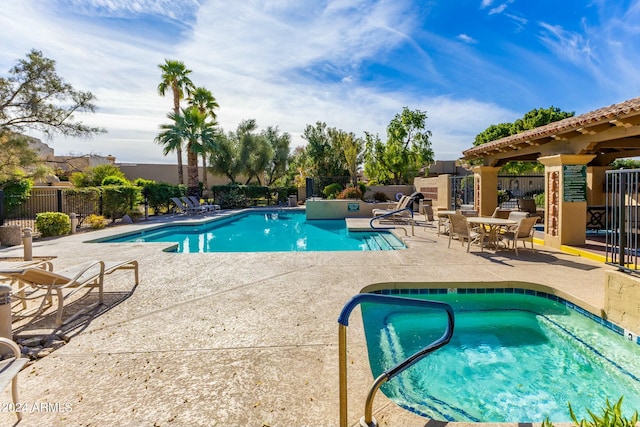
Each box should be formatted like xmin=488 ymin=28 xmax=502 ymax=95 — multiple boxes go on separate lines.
xmin=463 ymin=96 xmax=640 ymax=157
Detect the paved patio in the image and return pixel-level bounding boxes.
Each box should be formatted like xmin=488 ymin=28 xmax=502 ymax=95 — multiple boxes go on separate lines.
xmin=0 ymin=210 xmax=615 ymax=426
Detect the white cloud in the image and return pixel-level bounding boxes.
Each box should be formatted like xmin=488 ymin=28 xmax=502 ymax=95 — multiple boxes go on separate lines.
xmin=480 ymin=0 xmax=493 ymax=9
xmin=457 ymin=34 xmax=478 ymax=44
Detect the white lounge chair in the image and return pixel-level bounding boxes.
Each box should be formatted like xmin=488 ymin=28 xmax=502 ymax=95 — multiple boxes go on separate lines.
xmin=171 ymin=197 xmax=204 ymax=214
xmin=186 ymin=196 xmax=220 ymax=212
xmin=0 ymin=337 xmax=29 ymax=421
xmin=0 ymin=259 xmax=138 ymax=326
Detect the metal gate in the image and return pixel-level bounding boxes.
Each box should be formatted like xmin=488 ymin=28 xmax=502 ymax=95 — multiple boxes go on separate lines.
xmin=606 ymin=169 xmax=640 ymax=273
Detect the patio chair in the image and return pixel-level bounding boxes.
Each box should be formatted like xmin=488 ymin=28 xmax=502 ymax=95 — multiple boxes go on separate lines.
xmin=181 ymin=197 xmax=209 ymax=214
xmin=491 ymin=207 xmax=512 ymax=219
xmin=447 ymin=213 xmax=485 ymax=252
xmin=499 ymin=216 xmax=538 ymax=255
xmin=0 ymin=260 xmax=54 ymax=311
xmin=0 ymin=337 xmax=29 ymax=421
xmin=0 ymin=259 xmax=138 ymax=326
xmin=171 ymin=197 xmax=204 ymax=214
xmin=372 ymin=195 xmax=409 ymax=216
xmin=186 ymin=196 xmax=220 ymax=212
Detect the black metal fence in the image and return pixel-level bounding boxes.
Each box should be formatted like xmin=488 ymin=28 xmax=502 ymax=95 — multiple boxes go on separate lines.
xmin=497 ymin=173 xmax=545 ymax=209
xmin=450 ymin=174 xmax=474 ymax=209
xmin=450 ymin=173 xmax=545 ymax=210
xmin=0 ymin=188 xmax=103 ymax=230
xmin=606 ymin=169 xmax=640 ymax=274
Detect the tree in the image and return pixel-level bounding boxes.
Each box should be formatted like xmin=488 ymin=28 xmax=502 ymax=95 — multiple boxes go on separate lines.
xmin=261 ymin=126 xmax=291 ymax=186
xmin=330 ymin=128 xmax=363 ymax=186
xmin=302 ymin=122 xmax=349 ymax=177
xmin=69 ymin=163 xmax=127 ymax=187
xmin=0 ymin=49 xmax=103 ymax=138
xmin=187 ymin=86 xmax=219 ymax=194
xmin=209 ymin=131 xmax=241 ymax=184
xmin=158 ymin=59 xmax=194 ymax=185
xmin=364 ymin=107 xmax=434 ymax=184
xmin=156 ymin=107 xmax=216 ymax=196
xmin=233 ymin=120 xmax=271 ymax=185
xmin=0 ymin=133 xmax=43 ymax=182
xmin=473 ymin=106 xmax=575 ymax=173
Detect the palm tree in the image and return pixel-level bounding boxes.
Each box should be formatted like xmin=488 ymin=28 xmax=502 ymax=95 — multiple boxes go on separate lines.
xmin=156 ymin=107 xmax=216 ymax=196
xmin=157 ymin=60 xmax=194 ymax=185
xmin=188 ymin=87 xmax=219 ymax=194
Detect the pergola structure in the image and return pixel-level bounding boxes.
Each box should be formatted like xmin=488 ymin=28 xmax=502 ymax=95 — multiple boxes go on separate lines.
xmin=461 ymin=96 xmax=640 ymax=249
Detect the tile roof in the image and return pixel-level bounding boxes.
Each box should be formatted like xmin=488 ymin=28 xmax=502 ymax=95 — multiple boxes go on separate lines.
xmin=463 ymin=96 xmax=640 ymax=158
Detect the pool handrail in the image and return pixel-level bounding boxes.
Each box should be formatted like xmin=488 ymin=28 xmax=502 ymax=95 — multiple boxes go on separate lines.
xmin=369 ymin=207 xmax=414 ymax=236
xmin=338 ymin=293 xmax=455 ymax=427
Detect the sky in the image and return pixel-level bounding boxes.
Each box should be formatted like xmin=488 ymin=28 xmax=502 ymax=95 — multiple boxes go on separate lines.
xmin=1 ymin=0 xmax=640 ymax=165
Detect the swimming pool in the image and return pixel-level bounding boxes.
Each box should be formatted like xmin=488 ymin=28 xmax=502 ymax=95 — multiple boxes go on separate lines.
xmin=96 ymin=210 xmax=406 ymax=253
xmin=361 ymin=288 xmax=640 ymax=423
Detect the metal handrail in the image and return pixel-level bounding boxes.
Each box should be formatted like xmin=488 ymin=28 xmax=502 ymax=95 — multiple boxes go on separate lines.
xmin=338 ymin=293 xmax=455 ymax=427
xmin=369 ymin=207 xmax=415 ymax=236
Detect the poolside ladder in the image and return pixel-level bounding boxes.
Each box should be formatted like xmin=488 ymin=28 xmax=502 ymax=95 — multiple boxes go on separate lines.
xmin=369 ymin=207 xmax=415 ymax=236
xmin=338 ymin=294 xmax=455 ymax=427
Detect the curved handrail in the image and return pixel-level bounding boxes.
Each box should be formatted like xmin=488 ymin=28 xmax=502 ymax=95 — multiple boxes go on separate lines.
xmin=338 ymin=293 xmax=455 ymax=427
xmin=369 ymin=207 xmax=414 ymax=236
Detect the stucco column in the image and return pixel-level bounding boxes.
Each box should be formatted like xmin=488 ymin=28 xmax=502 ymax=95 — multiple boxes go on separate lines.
xmin=586 ymin=166 xmax=610 ymax=206
xmin=539 ymin=154 xmax=596 ymax=248
xmin=471 ymin=166 xmax=501 ymax=217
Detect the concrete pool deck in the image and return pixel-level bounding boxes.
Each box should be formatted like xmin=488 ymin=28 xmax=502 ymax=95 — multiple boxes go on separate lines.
xmin=0 ymin=209 xmax=617 ymax=426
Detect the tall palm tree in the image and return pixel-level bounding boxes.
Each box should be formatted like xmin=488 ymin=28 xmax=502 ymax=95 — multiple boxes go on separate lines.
xmin=156 ymin=107 xmax=216 ymax=196
xmin=188 ymin=87 xmax=219 ymax=194
xmin=157 ymin=59 xmax=194 ymax=185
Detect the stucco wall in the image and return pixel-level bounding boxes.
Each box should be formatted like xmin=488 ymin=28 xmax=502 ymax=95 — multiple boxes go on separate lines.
xmin=117 ymin=164 xmax=251 ymax=187
xmin=604 ymin=270 xmax=640 ymax=336
xmin=305 ymin=199 xmax=384 ymax=219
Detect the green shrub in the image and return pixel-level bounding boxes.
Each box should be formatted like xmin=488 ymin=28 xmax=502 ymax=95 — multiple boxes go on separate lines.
xmin=101 ymin=185 xmax=141 ymax=221
xmin=372 ymin=191 xmax=389 ymax=202
xmin=534 ymin=192 xmax=545 ymax=208
xmin=0 ymin=179 xmax=32 ymax=215
xmin=101 ymin=175 xmax=130 ymax=186
xmin=498 ymin=190 xmax=510 ymax=205
xmin=70 ymin=164 xmax=126 ymax=187
xmin=139 ymin=182 xmax=185 ymax=214
xmin=85 ymin=214 xmax=108 ymax=229
xmin=35 ymin=212 xmax=71 ymax=237
xmin=337 ymin=187 xmax=363 ymax=200
xmin=323 ymin=183 xmax=343 ymax=199
xmin=216 ymin=187 xmax=249 ymax=209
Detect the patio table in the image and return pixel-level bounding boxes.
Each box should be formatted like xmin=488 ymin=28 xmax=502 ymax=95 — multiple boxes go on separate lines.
xmin=466 ymin=216 xmax=517 ymax=249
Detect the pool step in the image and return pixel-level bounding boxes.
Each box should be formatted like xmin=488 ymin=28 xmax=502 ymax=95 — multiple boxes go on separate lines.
xmin=365 ymin=234 xmax=396 ymax=251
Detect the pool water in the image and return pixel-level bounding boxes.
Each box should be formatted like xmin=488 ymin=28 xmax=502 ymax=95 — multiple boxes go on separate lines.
xmin=361 ymin=291 xmax=640 ymax=422
xmin=98 ymin=210 xmax=406 ymax=253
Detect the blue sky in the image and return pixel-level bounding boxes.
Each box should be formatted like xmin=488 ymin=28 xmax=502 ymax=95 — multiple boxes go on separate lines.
xmin=1 ymin=0 xmax=639 ymax=164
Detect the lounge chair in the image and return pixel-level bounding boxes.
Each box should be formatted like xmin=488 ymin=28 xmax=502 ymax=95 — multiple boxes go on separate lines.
xmin=181 ymin=197 xmax=209 ymax=214
xmin=0 ymin=259 xmax=138 ymax=326
xmin=372 ymin=195 xmax=412 ymax=221
xmin=0 ymin=337 xmax=29 ymax=421
xmin=499 ymin=216 xmax=538 ymax=255
xmin=0 ymin=260 xmax=54 ymax=311
xmin=186 ymin=196 xmax=220 ymax=212
xmin=447 ymin=213 xmax=484 ymax=252
xmin=171 ymin=197 xmax=204 ymax=214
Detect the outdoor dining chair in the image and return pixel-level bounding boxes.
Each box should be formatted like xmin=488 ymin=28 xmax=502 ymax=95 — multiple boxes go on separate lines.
xmin=499 ymin=216 xmax=538 ymax=255
xmin=447 ymin=213 xmax=485 ymax=252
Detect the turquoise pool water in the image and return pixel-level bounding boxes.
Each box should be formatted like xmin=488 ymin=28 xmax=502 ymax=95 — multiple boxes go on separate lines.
xmin=361 ymin=290 xmax=640 ymax=423
xmin=97 ymin=210 xmax=406 ymax=253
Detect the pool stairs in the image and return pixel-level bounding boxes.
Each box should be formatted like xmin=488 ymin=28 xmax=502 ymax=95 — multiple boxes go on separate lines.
xmin=364 ymin=233 xmax=403 ymax=250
